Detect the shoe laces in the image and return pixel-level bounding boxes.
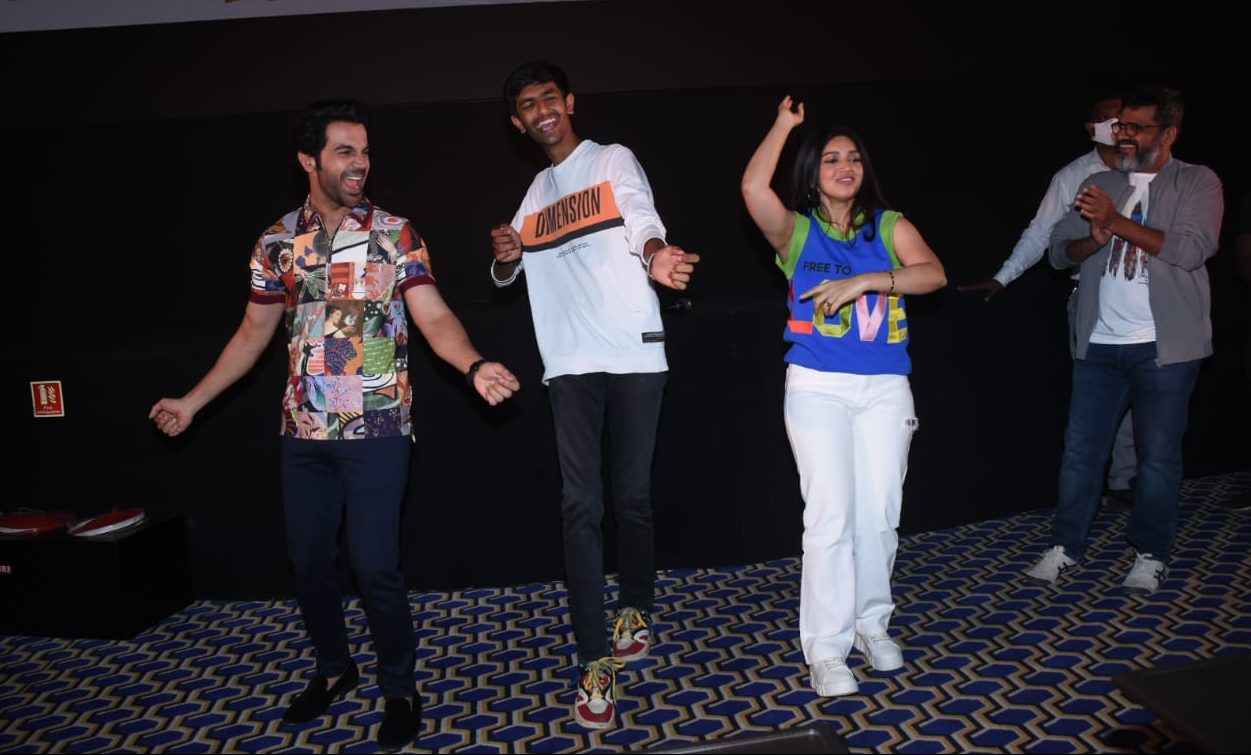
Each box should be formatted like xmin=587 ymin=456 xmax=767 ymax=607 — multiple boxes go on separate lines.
xmin=1130 ymin=552 xmax=1163 ymax=576
xmin=580 ymin=657 xmax=624 ymax=701
xmin=614 ymin=607 xmax=647 ymax=641
xmin=1039 ymin=545 xmax=1072 ymax=569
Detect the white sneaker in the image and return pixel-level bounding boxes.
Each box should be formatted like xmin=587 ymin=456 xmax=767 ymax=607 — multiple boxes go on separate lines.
xmin=1024 ymin=545 xmax=1077 ymax=584
xmin=854 ymin=632 xmax=904 ymax=672
xmin=810 ymin=657 xmax=858 ymax=697
xmin=1122 ymin=552 xmax=1166 ymax=594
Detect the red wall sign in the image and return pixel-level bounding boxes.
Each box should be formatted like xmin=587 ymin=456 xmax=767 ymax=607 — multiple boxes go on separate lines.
xmin=31 ymin=380 xmax=65 ymax=418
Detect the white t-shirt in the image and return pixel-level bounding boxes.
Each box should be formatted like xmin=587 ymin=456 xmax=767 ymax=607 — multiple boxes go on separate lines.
xmin=1091 ymin=172 xmax=1157 ymax=344
xmin=493 ymin=140 xmax=669 ymax=381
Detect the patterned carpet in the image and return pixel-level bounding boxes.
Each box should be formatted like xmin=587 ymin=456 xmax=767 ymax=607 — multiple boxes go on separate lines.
xmin=2 ymin=473 xmax=1249 ymax=753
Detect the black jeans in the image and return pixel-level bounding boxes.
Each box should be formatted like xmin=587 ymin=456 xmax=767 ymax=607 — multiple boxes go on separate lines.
xmin=548 ymin=372 xmax=666 ymax=662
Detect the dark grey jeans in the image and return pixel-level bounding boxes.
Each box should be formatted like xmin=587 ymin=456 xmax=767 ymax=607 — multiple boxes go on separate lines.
xmin=548 ymin=371 xmax=666 ymax=663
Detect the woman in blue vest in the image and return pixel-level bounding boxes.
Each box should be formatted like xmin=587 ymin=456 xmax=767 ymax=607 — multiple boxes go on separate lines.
xmin=741 ymin=96 xmax=946 ymax=696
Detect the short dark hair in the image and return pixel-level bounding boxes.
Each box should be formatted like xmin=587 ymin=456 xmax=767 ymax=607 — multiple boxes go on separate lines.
xmin=1123 ymin=85 xmax=1185 ymax=130
xmin=791 ymin=125 xmax=890 ymax=239
xmin=503 ymin=61 xmax=571 ymax=115
xmin=1087 ymin=89 xmax=1125 ymax=122
xmin=296 ymin=99 xmax=369 ymax=160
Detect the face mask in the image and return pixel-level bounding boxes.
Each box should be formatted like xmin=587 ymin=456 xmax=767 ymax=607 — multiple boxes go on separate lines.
xmin=1091 ymin=117 xmax=1117 ymax=146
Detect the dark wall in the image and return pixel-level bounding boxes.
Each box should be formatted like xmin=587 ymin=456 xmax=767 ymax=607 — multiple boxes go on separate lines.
xmin=3 ymin=1 xmax=1247 ymax=598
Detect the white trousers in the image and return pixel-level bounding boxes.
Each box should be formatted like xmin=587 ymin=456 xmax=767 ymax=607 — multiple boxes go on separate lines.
xmin=784 ymin=364 xmax=916 ymax=663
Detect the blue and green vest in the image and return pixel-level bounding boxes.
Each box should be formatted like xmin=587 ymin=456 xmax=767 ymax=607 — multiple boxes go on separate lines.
xmin=779 ymin=208 xmax=910 ymax=375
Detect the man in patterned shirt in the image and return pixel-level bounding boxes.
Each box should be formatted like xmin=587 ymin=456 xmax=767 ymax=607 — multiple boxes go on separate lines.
xmin=150 ymin=100 xmax=519 ymax=751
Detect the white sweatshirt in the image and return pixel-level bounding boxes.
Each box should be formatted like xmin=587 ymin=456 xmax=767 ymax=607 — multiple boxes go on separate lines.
xmin=493 ymin=140 xmax=669 ymax=381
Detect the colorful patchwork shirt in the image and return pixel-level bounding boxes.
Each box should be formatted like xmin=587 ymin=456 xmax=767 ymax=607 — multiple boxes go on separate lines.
xmin=249 ymin=197 xmax=435 ymax=440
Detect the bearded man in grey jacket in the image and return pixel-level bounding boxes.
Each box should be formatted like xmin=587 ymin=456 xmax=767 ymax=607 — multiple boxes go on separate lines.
xmin=1025 ymin=85 xmax=1223 ymax=595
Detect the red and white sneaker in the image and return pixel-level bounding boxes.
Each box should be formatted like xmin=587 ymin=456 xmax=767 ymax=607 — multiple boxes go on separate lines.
xmin=573 ymin=657 xmax=622 ymax=730
xmin=612 ymin=607 xmax=651 ymax=662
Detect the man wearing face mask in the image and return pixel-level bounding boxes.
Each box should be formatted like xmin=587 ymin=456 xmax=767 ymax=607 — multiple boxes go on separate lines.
xmin=959 ymin=92 xmax=1140 ymax=506
xmin=960 ymin=93 xmax=1124 ymax=302
xmin=1024 ymin=86 xmax=1223 ymax=595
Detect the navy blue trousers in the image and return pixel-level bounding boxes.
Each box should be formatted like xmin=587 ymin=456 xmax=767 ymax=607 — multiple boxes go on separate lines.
xmin=281 ymin=436 xmax=415 ymax=698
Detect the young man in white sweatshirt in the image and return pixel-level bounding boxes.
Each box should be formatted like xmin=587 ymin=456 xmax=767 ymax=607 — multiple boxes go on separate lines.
xmin=489 ymin=61 xmax=699 ymax=730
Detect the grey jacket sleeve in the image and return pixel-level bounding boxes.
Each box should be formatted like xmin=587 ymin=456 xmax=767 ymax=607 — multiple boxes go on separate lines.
xmin=1047 ymin=174 xmax=1100 ymax=270
xmin=1155 ymin=166 xmax=1224 ymax=271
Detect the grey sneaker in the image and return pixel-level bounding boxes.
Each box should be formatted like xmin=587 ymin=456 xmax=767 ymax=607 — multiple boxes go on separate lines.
xmin=810 ymin=657 xmax=858 ymax=697
xmin=1122 ymin=552 xmax=1166 ymax=594
xmin=1024 ymin=545 xmax=1077 ymax=584
xmin=854 ymin=632 xmax=904 ymax=672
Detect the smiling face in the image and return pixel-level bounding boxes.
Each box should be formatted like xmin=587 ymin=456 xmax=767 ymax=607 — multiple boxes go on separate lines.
xmin=816 ymin=135 xmax=865 ymax=204
xmin=301 ymin=121 xmax=370 ymax=211
xmin=510 ymin=81 xmax=578 ymax=159
xmin=1114 ymin=105 xmax=1173 ymax=172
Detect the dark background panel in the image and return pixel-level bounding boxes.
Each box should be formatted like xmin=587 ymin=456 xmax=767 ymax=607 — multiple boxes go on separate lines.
xmin=3 ymin=0 xmax=1246 ymax=598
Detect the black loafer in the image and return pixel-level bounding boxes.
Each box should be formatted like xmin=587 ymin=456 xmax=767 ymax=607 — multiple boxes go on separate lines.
xmin=281 ymin=662 xmax=360 ymax=724
xmin=377 ymin=693 xmax=422 ymax=752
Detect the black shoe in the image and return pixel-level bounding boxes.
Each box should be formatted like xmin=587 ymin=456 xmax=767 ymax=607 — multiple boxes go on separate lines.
xmin=377 ymin=694 xmax=422 ymax=752
xmin=281 ymin=662 xmax=360 ymax=724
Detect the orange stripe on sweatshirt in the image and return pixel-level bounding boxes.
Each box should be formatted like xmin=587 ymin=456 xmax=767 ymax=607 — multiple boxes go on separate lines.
xmin=520 ymin=181 xmax=623 ymax=252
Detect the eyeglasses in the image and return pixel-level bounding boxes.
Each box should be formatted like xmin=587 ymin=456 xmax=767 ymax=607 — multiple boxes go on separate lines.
xmin=1111 ymin=122 xmax=1161 ymax=137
